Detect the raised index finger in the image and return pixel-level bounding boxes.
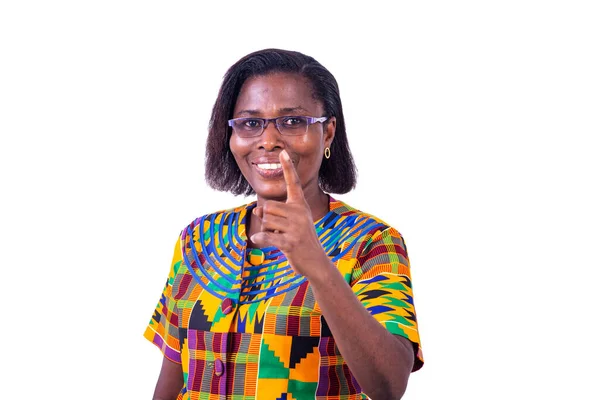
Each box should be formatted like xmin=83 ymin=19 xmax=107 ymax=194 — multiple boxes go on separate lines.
xmin=279 ymin=150 xmax=304 ymax=203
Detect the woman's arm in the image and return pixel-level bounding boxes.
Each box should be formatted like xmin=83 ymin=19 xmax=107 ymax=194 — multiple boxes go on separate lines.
xmin=308 ymin=254 xmax=414 ymax=399
xmin=251 ymin=151 xmax=416 ymax=399
xmin=152 ymin=356 xmax=183 ymax=400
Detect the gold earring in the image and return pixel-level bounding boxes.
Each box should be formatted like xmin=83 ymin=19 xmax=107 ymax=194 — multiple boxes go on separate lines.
xmin=324 ymin=147 xmax=331 ymax=159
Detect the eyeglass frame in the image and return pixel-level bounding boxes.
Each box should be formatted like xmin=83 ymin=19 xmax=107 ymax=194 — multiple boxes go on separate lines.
xmin=227 ymin=115 xmax=329 ymax=137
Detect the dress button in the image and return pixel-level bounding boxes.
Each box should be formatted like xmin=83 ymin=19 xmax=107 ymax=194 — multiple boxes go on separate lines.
xmin=214 ymin=358 xmax=224 ymax=377
xmin=247 ymin=248 xmax=265 ymax=266
xmin=221 ymin=297 xmax=234 ymax=315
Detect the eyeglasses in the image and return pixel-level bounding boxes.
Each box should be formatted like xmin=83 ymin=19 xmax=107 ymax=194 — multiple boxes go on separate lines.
xmin=228 ymin=116 xmax=328 ymax=138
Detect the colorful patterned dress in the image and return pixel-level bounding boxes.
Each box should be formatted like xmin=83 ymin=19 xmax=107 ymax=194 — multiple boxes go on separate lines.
xmin=144 ymin=197 xmax=424 ymax=399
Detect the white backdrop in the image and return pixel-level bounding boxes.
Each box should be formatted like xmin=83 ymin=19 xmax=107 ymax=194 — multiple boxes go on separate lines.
xmin=1 ymin=1 xmax=599 ymax=399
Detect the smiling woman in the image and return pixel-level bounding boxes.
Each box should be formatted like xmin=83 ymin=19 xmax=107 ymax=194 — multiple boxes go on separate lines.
xmin=229 ymin=72 xmax=334 ymax=222
xmin=144 ymin=49 xmax=424 ymax=400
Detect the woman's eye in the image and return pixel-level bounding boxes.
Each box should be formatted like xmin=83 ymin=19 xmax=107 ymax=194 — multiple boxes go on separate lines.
xmin=243 ymin=119 xmax=261 ymax=129
xmin=282 ymin=117 xmax=304 ymax=126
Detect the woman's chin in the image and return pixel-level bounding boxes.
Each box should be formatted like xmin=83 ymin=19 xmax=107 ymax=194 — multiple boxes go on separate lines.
xmin=253 ymin=185 xmax=287 ymax=201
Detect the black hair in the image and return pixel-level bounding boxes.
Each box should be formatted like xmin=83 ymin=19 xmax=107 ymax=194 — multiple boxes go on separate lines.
xmin=205 ymin=48 xmax=357 ymax=196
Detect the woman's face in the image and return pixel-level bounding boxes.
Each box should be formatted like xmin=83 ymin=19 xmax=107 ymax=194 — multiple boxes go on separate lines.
xmin=229 ymin=72 xmax=335 ymax=203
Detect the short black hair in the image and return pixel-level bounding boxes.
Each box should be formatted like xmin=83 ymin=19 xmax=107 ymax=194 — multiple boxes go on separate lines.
xmin=205 ymin=48 xmax=357 ymax=196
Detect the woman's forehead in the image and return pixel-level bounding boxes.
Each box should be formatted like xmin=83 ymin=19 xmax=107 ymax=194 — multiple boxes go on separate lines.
xmin=234 ymin=72 xmax=321 ymax=116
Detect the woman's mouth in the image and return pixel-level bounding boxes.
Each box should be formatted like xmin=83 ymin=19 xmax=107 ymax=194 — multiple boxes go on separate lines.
xmin=254 ymin=163 xmax=284 ymax=178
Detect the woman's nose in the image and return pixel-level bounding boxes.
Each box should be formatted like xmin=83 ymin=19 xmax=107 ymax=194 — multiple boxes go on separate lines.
xmin=259 ymin=121 xmax=283 ymax=149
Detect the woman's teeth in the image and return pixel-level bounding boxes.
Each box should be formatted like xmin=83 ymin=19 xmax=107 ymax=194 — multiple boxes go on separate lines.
xmin=257 ymin=163 xmax=282 ymax=170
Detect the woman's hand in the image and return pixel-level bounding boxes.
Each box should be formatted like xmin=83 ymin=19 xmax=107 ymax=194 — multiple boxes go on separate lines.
xmin=250 ymin=150 xmax=331 ymax=279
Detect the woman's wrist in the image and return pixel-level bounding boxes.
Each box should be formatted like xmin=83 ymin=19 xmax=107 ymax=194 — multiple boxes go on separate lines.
xmin=302 ymin=253 xmax=340 ymax=288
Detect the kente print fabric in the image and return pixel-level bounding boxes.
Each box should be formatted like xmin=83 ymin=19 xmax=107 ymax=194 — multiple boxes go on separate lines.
xmin=145 ymin=198 xmax=424 ymax=400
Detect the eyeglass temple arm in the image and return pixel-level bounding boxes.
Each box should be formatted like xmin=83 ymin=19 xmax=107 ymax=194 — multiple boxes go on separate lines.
xmin=308 ymin=117 xmax=328 ymax=124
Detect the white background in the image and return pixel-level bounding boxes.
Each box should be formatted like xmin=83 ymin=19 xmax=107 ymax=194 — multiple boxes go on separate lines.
xmin=1 ymin=1 xmax=599 ymax=399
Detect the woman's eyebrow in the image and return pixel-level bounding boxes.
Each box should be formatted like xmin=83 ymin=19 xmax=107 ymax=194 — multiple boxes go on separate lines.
xmin=235 ymin=109 xmax=261 ymax=116
xmin=279 ymin=106 xmax=309 ymax=114
xmin=235 ymin=106 xmax=309 ymax=117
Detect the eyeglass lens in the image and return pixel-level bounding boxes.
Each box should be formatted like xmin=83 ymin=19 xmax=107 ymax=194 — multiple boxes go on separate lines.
xmin=231 ymin=116 xmax=309 ymax=137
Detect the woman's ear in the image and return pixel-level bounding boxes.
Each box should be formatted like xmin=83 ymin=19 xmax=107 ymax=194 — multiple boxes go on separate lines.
xmin=324 ymin=116 xmax=336 ymax=148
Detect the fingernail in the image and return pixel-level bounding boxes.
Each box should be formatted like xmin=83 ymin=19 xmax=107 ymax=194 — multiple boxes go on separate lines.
xmin=281 ymin=150 xmax=290 ymax=161
xmin=252 ymin=208 xmax=257 ymax=216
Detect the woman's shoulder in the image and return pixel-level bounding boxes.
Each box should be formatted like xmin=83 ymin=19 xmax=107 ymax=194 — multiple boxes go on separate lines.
xmin=331 ymin=199 xmax=410 ymax=273
xmin=330 ymin=197 xmax=402 ymax=236
xmin=177 ymin=201 xmax=256 ymax=240
xmin=328 ymin=197 xmax=408 ymax=255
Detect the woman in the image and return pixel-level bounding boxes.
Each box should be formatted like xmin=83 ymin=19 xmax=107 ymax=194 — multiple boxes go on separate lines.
xmin=145 ymin=48 xmax=424 ymax=400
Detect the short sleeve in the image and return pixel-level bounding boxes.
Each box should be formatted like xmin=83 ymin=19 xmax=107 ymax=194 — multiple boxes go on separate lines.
xmin=143 ymin=235 xmax=183 ymax=364
xmin=352 ymin=227 xmax=424 ymax=372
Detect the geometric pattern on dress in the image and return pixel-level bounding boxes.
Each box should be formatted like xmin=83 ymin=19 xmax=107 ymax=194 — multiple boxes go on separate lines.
xmin=144 ymin=197 xmax=424 ymax=399
xmin=257 ymin=333 xmax=321 ymax=399
xmin=179 ymin=201 xmax=386 ymax=304
xmin=316 ymin=336 xmax=364 ymax=397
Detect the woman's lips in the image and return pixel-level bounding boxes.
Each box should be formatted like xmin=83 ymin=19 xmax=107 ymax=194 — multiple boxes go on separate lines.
xmin=253 ymin=163 xmax=284 ymax=179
